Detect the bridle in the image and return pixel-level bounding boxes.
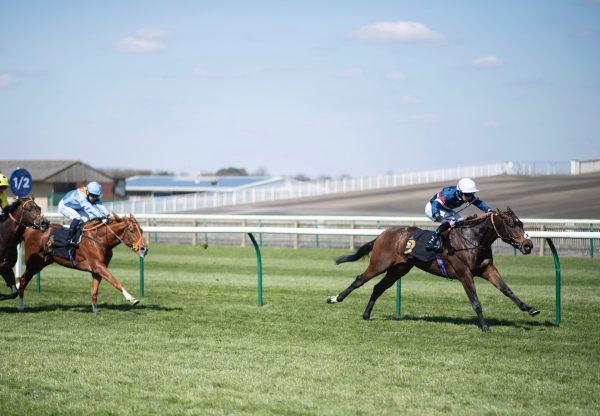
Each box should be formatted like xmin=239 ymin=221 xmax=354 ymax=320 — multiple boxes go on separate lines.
xmin=8 ymin=199 xmax=45 ymax=230
xmin=102 ymin=217 xmax=146 ymax=254
xmin=490 ymin=212 xmax=524 ymax=249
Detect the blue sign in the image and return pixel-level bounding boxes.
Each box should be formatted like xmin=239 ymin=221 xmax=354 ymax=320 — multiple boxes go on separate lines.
xmin=10 ymin=168 xmax=32 ymax=197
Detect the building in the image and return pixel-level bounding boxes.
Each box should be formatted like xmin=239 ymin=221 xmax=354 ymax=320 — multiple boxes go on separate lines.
xmin=0 ymin=160 xmax=114 ymax=210
xmin=125 ymin=175 xmax=290 ymax=197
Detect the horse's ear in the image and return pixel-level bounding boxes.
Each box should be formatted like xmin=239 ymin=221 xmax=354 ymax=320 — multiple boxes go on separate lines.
xmin=112 ymin=212 xmax=122 ymax=221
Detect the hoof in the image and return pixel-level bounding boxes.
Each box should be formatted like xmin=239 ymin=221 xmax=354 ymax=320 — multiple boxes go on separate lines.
xmin=130 ymin=298 xmax=140 ymax=306
xmin=326 ymin=296 xmax=338 ymax=304
xmin=529 ymin=308 xmax=540 ymax=316
xmin=92 ymin=305 xmax=99 ymax=314
xmin=481 ymin=325 xmax=491 ymax=332
xmin=362 ymin=314 xmax=371 ymax=320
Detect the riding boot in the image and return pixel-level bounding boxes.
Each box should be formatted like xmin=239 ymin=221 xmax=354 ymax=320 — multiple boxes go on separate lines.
xmin=67 ymin=219 xmax=82 ymax=266
xmin=67 ymin=219 xmax=82 ymax=246
xmin=425 ymin=222 xmax=451 ymax=252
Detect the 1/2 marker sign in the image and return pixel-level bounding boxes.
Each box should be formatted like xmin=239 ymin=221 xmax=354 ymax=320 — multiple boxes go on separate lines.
xmin=10 ymin=168 xmax=33 ymax=197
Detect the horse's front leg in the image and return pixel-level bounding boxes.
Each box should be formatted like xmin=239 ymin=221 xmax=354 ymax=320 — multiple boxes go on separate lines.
xmin=481 ymin=265 xmax=540 ymax=316
xmin=92 ymin=264 xmax=139 ymax=310
xmin=459 ymin=275 xmax=490 ymax=332
xmin=91 ymin=273 xmax=101 ymax=313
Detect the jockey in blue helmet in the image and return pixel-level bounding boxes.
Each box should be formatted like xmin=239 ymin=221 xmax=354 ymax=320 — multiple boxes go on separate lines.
xmin=58 ymin=182 xmax=110 ymax=256
xmin=424 ymin=177 xmax=493 ymax=251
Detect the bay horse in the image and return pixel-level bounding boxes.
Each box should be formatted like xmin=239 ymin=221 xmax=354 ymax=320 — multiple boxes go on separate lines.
xmin=0 ymin=198 xmax=48 ymax=300
xmin=327 ymin=207 xmax=539 ymax=331
xmin=17 ymin=213 xmax=148 ymax=313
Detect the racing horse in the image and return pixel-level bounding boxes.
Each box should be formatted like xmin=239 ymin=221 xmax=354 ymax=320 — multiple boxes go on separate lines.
xmin=0 ymin=198 xmax=48 ymax=300
xmin=327 ymin=207 xmax=539 ymax=331
xmin=17 ymin=213 xmax=148 ymax=313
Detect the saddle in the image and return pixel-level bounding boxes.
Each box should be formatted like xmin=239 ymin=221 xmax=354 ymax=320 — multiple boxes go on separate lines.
xmin=45 ymin=226 xmax=83 ymax=264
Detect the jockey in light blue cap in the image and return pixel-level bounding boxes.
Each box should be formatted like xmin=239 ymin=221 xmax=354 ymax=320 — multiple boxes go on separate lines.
xmin=58 ymin=181 xmax=110 ymax=262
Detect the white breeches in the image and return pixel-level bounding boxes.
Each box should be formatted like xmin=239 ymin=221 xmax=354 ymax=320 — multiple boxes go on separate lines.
xmin=425 ymin=202 xmax=463 ymax=226
xmin=58 ymin=201 xmax=90 ymax=222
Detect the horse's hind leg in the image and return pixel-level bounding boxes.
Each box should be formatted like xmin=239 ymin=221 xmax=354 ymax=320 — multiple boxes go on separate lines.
xmin=363 ymin=263 xmax=413 ymax=320
xmin=481 ymin=265 xmax=540 ymax=316
xmin=327 ymin=255 xmax=389 ymax=304
xmin=17 ymin=255 xmax=48 ymax=311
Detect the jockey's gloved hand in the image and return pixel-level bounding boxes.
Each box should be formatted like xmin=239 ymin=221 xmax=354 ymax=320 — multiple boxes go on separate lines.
xmin=101 ymin=217 xmax=109 ymax=224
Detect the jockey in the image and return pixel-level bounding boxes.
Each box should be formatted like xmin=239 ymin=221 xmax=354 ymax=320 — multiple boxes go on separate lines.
xmin=58 ymin=182 xmax=110 ymax=250
xmin=0 ymin=173 xmax=9 ymax=221
xmin=424 ymin=177 xmax=492 ymax=251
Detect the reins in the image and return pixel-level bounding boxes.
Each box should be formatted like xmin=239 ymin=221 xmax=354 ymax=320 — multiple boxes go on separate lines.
xmin=452 ymin=212 xmax=518 ymax=250
xmin=490 ymin=213 xmax=521 ymax=247
xmin=89 ymin=217 xmax=144 ymax=253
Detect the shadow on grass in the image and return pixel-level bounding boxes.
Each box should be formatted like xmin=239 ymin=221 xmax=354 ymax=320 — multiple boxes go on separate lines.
xmin=382 ymin=314 xmax=555 ymax=329
xmin=0 ymin=303 xmax=182 ymax=314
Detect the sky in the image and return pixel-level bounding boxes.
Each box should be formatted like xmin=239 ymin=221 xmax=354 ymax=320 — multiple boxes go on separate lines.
xmin=1 ymin=1 xmax=599 ymax=178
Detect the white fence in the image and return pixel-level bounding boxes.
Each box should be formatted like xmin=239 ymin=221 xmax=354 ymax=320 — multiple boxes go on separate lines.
xmin=88 ymin=161 xmax=569 ymax=214
xmin=43 ymin=213 xmax=600 ymax=256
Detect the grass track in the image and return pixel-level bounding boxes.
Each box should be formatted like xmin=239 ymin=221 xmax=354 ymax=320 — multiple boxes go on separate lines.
xmin=0 ymin=244 xmax=598 ymax=415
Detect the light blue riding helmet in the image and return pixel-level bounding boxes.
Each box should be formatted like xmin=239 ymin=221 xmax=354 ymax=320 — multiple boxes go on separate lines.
xmin=85 ymin=181 xmax=103 ymax=197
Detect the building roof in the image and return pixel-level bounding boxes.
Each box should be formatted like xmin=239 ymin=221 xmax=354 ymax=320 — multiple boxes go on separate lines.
xmin=126 ymin=175 xmax=288 ymax=193
xmin=0 ymin=160 xmax=112 ymax=183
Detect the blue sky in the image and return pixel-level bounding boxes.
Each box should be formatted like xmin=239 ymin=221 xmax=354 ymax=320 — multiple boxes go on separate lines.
xmin=1 ymin=1 xmax=599 ymax=177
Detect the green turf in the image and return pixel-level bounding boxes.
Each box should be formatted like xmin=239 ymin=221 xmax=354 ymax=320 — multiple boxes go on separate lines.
xmin=0 ymin=244 xmax=598 ymax=415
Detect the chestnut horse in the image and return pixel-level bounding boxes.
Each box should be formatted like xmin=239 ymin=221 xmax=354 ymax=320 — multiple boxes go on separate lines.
xmin=0 ymin=198 xmax=48 ymax=300
xmin=17 ymin=213 xmax=148 ymax=313
xmin=327 ymin=207 xmax=539 ymax=331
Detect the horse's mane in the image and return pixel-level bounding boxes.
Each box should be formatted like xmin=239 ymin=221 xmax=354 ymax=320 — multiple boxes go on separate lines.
xmin=4 ymin=197 xmax=36 ymax=215
xmin=452 ymin=212 xmax=493 ymax=229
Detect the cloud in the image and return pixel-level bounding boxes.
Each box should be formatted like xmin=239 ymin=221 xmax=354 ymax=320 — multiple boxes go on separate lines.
xmin=400 ymin=114 xmax=439 ymax=124
xmin=116 ymin=28 xmax=170 ymax=53
xmin=386 ymin=71 xmax=406 ymax=81
xmin=354 ymin=20 xmax=447 ymax=44
xmin=484 ymin=120 xmax=501 ymax=129
xmin=399 ymin=95 xmax=420 ymax=105
xmin=337 ymin=67 xmax=364 ymax=78
xmin=0 ymin=72 xmax=16 ymax=87
xmin=471 ymin=55 xmax=504 ymax=69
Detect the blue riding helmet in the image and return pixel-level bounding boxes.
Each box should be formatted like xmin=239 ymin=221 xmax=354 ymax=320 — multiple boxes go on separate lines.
xmin=85 ymin=181 xmax=103 ymax=197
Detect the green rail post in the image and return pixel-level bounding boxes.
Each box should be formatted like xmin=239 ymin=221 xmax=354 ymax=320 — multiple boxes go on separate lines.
xmin=258 ymin=220 xmax=263 ymax=246
xmin=248 ymin=233 xmax=263 ymax=306
xmin=590 ymin=224 xmax=594 ymax=259
xmin=139 ymin=256 xmax=145 ymax=298
xmin=36 ymin=272 xmax=41 ymax=293
xmin=395 ymin=279 xmax=401 ymax=318
xmin=546 ymin=238 xmax=560 ymax=326
xmin=315 ymin=221 xmax=320 ymax=248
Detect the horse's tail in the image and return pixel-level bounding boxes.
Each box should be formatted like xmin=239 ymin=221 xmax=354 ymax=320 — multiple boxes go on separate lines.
xmin=335 ymin=239 xmax=376 ymax=265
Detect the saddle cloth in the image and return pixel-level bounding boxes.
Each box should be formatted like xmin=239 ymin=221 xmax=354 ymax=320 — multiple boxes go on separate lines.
xmin=46 ymin=227 xmax=81 ymax=259
xmin=403 ymin=229 xmax=438 ymax=262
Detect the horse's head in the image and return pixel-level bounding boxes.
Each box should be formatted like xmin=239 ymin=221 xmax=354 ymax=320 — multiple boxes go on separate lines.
xmin=490 ymin=207 xmax=533 ymax=255
xmin=112 ymin=213 xmax=148 ymax=257
xmin=8 ymin=198 xmax=49 ymax=232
